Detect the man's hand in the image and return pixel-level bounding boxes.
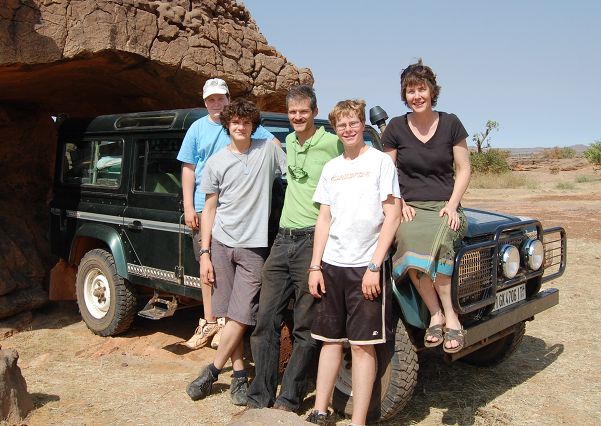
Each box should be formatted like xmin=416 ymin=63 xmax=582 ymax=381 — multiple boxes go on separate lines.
xmin=200 ymin=256 xmax=214 ymax=286
xmin=362 ymin=270 xmax=381 ymax=300
xmin=184 ymin=206 xmax=199 ymax=230
xmin=309 ymin=271 xmax=326 ymax=298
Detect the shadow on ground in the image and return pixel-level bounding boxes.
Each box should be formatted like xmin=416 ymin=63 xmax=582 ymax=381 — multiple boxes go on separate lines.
xmin=383 ymin=334 xmax=563 ymax=425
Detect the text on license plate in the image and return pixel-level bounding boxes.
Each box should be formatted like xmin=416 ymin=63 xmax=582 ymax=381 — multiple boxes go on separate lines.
xmin=492 ymin=284 xmax=526 ymax=312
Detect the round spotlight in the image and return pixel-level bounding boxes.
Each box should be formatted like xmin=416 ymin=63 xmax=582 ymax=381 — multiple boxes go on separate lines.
xmin=522 ymin=239 xmax=544 ymax=270
xmin=500 ymin=244 xmax=520 ymax=279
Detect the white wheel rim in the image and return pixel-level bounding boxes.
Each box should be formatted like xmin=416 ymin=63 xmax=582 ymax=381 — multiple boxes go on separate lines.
xmin=83 ymin=268 xmax=111 ymax=319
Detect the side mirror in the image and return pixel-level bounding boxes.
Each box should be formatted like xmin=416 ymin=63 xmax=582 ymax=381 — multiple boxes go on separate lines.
xmin=369 ymin=106 xmax=389 ymax=135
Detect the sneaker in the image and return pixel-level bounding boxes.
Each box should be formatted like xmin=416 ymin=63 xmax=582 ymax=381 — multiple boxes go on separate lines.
xmin=186 ymin=365 xmax=218 ymax=401
xmin=230 ymin=376 xmax=248 ymax=406
xmin=306 ymin=410 xmax=336 ymax=426
xmin=210 ymin=317 xmax=226 ymax=349
xmin=185 ymin=318 xmax=220 ymax=350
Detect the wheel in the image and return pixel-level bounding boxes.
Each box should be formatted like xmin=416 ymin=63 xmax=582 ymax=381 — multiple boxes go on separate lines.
xmin=76 ymin=249 xmax=137 ymax=336
xmin=462 ymin=322 xmax=526 ymax=366
xmin=332 ymin=315 xmax=418 ymax=422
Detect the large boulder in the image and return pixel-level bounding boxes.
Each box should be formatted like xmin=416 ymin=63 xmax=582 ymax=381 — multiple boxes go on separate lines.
xmin=0 ymin=0 xmax=312 ymax=321
xmin=0 ymin=349 xmax=34 ymax=424
xmin=0 ymin=0 xmax=313 ymax=114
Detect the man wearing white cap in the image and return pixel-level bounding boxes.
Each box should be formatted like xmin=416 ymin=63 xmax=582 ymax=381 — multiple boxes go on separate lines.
xmin=177 ymin=78 xmax=277 ymax=350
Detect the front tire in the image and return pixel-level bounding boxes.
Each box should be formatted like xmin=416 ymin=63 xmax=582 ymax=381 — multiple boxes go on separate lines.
xmin=332 ymin=315 xmax=418 ymax=422
xmin=76 ymin=249 xmax=137 ymax=336
xmin=461 ymin=321 xmax=526 ymax=366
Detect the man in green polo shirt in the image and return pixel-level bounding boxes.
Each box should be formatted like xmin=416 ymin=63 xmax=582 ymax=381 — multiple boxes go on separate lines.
xmin=247 ymin=85 xmax=343 ymax=411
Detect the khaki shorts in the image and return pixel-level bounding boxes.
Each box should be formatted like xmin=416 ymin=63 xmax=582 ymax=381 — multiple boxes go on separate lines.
xmin=210 ymin=239 xmax=267 ymax=326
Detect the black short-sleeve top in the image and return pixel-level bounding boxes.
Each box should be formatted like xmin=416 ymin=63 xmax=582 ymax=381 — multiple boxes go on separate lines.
xmin=381 ymin=112 xmax=468 ymax=202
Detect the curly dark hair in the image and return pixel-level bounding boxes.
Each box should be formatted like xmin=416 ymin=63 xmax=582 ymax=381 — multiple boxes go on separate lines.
xmin=400 ymin=58 xmax=441 ymax=108
xmin=220 ymin=98 xmax=261 ymax=135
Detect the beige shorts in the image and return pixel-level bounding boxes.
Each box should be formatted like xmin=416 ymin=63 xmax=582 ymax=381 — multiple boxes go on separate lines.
xmin=210 ymin=239 xmax=267 ymax=326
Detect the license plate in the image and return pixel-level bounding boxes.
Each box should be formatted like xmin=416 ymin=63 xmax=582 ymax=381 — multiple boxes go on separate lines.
xmin=492 ymin=284 xmax=526 ymax=312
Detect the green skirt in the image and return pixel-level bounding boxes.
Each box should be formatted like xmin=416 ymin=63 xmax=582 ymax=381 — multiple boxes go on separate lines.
xmin=391 ymin=201 xmax=467 ymax=281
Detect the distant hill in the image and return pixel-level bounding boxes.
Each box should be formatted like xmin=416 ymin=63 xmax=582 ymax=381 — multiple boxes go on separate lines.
xmin=469 ymin=144 xmax=589 ymax=156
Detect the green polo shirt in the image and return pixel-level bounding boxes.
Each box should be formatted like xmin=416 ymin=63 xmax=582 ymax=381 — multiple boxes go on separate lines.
xmin=280 ymin=126 xmax=343 ymax=229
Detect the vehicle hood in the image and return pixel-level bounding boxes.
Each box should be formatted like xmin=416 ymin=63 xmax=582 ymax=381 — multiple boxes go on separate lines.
xmin=464 ymin=208 xmax=523 ymax=238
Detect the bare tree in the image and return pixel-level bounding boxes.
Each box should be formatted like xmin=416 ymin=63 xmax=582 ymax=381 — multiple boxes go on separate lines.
xmin=472 ymin=120 xmax=499 ymax=153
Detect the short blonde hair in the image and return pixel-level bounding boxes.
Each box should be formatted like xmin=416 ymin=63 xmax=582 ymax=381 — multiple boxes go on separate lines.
xmin=328 ymin=99 xmax=366 ymax=128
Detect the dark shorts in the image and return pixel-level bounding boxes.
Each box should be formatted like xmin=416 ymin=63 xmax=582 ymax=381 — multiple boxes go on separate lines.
xmin=311 ymin=262 xmax=392 ymax=345
xmin=210 ymin=239 xmax=267 ymax=326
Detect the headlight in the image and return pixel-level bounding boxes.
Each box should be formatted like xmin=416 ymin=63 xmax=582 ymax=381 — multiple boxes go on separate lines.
xmin=500 ymin=244 xmax=520 ymax=279
xmin=521 ymin=239 xmax=544 ymax=270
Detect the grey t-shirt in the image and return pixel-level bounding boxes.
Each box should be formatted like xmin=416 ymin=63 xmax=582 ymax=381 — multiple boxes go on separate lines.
xmin=201 ymin=139 xmax=287 ymax=247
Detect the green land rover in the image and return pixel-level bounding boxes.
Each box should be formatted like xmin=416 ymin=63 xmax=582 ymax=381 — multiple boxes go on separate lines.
xmin=50 ymin=107 xmax=566 ymax=421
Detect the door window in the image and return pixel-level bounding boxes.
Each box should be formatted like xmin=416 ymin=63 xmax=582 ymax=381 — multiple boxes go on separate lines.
xmin=62 ymin=139 xmax=123 ymax=187
xmin=134 ymin=138 xmax=182 ymax=194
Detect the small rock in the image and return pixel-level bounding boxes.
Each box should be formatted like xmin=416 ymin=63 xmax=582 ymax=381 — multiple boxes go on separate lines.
xmin=0 ymin=349 xmax=34 ymax=423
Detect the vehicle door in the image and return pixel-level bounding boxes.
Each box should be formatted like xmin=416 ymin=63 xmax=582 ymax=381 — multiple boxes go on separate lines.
xmin=122 ymin=135 xmax=188 ymax=289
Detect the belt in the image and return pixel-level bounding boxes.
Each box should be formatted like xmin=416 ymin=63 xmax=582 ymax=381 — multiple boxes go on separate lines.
xmin=278 ymin=226 xmax=315 ymax=237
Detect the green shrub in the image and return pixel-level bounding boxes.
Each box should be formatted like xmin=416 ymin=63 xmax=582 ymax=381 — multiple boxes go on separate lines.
xmin=470 ymin=149 xmax=511 ymax=174
xmin=555 ymin=181 xmax=575 ymax=190
xmin=584 ymin=141 xmax=601 ymax=167
xmin=542 ymin=146 xmax=576 ymax=159
xmin=575 ymin=175 xmax=590 ymax=183
xmin=470 ymin=172 xmax=536 ymax=189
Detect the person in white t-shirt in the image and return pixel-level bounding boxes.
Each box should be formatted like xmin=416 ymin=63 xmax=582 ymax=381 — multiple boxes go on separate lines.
xmin=305 ymin=99 xmax=402 ymax=426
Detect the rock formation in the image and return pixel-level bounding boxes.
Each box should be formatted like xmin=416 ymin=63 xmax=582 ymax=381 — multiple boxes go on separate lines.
xmin=0 ymin=0 xmax=313 ymax=321
xmin=0 ymin=348 xmax=34 ymax=423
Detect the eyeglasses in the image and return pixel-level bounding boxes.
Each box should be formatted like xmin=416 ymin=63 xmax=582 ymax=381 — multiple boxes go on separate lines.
xmin=335 ymin=121 xmax=362 ymax=132
xmin=288 ymin=165 xmax=308 ymax=180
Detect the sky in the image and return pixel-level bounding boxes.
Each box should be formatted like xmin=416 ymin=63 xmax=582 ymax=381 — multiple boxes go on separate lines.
xmin=242 ymin=0 xmax=600 ymax=149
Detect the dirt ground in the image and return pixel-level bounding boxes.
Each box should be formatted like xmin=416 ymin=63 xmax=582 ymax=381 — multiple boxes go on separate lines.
xmin=2 ymin=159 xmax=601 ymax=425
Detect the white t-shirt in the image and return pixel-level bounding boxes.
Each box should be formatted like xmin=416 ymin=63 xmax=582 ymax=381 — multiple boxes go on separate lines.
xmin=313 ymin=146 xmax=401 ymax=267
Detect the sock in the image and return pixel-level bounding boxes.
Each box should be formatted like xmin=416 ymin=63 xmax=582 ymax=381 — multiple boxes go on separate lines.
xmin=208 ymin=363 xmax=221 ymax=377
xmin=232 ymin=369 xmax=247 ymax=379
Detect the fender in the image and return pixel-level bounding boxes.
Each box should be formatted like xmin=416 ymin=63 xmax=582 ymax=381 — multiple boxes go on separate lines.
xmin=70 ymin=222 xmax=130 ymax=279
xmin=392 ymin=280 xmax=429 ymax=329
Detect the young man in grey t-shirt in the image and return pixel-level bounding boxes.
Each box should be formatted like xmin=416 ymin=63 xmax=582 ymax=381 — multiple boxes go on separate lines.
xmin=186 ymin=99 xmax=286 ymax=406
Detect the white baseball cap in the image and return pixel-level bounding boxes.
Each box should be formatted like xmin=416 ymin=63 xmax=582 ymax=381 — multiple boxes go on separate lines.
xmin=203 ymin=78 xmax=229 ymax=99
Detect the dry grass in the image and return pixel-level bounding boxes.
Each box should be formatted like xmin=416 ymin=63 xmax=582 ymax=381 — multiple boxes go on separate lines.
xmin=470 ymin=172 xmax=538 ymax=189
xmin=555 ymin=181 xmax=575 ymax=190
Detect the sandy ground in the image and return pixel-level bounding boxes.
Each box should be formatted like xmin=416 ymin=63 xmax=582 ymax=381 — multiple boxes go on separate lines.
xmin=2 ymin=160 xmax=601 ymax=425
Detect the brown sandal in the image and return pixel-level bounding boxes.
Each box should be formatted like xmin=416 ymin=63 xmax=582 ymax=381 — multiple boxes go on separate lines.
xmin=443 ymin=327 xmax=465 ymax=354
xmin=424 ymin=324 xmax=444 ymax=348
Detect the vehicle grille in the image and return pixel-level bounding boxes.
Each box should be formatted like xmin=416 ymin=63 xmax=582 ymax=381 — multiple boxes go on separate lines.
xmin=455 ymin=244 xmax=496 ymax=314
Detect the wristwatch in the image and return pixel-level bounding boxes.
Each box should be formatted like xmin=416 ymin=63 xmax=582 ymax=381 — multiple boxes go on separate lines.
xmin=199 ymin=248 xmax=211 ymax=256
xmin=367 ymin=262 xmax=381 ymax=272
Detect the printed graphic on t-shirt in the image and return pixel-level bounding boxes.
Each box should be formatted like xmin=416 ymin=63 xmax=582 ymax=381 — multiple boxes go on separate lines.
xmin=331 ymin=171 xmax=371 ymax=181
